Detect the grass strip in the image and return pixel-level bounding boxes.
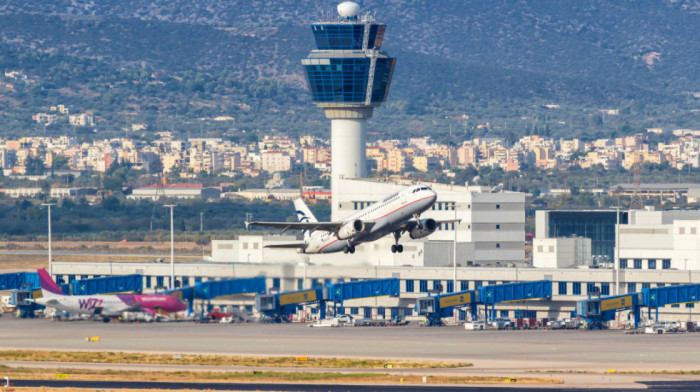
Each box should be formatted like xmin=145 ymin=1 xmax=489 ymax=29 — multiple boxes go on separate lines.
xmin=0 ymin=350 xmax=470 ymax=369
xmin=2 ymin=365 xmax=562 ymax=385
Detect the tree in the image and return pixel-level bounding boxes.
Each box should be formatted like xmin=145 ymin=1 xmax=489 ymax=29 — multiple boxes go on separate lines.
xmin=25 ymin=156 xmax=46 ymax=175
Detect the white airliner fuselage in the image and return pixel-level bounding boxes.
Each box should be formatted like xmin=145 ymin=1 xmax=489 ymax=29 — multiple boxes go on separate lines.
xmin=248 ymin=184 xmax=451 ymax=254
xmin=305 ymin=186 xmax=436 ymax=253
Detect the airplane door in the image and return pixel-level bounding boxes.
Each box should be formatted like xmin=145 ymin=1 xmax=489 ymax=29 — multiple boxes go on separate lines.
xmin=400 ymin=190 xmax=407 ymax=204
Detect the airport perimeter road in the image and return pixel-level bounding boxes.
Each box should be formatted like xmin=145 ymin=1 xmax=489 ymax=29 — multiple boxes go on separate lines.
xmin=3 ymin=318 xmax=700 ymax=389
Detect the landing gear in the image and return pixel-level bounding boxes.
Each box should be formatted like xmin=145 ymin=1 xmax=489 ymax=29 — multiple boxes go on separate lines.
xmin=391 ymin=231 xmax=404 ymax=253
xmin=343 ymin=243 xmax=356 ymax=254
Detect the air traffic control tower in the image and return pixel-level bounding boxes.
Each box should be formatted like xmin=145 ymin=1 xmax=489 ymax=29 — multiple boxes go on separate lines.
xmin=301 ymin=1 xmax=396 ymax=220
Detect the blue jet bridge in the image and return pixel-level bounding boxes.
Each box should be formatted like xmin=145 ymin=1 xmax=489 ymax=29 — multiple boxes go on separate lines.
xmin=416 ymin=289 xmax=476 ymax=326
xmin=416 ymin=280 xmax=552 ymax=326
xmin=575 ymin=293 xmax=642 ymax=329
xmin=575 ymin=284 xmax=700 ymax=329
xmin=71 ymin=275 xmax=143 ymax=295
xmin=256 ymin=278 xmax=399 ymax=322
xmin=164 ymin=276 xmax=267 ymax=316
xmin=0 ymin=271 xmax=72 ymax=317
xmin=643 ymin=283 xmax=700 ymax=323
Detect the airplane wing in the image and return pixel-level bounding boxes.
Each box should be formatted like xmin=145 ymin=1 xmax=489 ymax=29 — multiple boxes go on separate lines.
xmin=246 ymin=221 xmax=342 ymax=232
xmin=264 ymin=243 xmax=307 ymax=249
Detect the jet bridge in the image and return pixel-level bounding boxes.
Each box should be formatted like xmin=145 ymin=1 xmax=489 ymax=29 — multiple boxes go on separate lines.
xmin=479 ymin=280 xmax=552 ymax=322
xmin=643 ymin=284 xmax=700 ymax=323
xmin=164 ymin=276 xmax=267 ymax=316
xmin=416 ymin=290 xmax=476 ymax=326
xmin=575 ymin=293 xmax=643 ymax=329
xmin=0 ymin=272 xmax=40 ymax=291
xmin=256 ymin=278 xmax=400 ymax=322
xmin=256 ymin=288 xmax=324 ymax=322
xmin=71 ymin=275 xmax=143 ymax=295
xmin=327 ymin=278 xmax=400 ymax=316
xmin=416 ymin=280 xmax=552 ymax=326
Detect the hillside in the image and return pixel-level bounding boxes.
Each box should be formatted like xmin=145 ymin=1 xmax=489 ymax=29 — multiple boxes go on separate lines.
xmin=0 ymin=0 xmax=699 ymax=141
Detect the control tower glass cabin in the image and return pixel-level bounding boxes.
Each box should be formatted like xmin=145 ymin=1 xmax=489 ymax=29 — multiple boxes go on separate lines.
xmin=301 ymin=2 xmax=396 ymax=220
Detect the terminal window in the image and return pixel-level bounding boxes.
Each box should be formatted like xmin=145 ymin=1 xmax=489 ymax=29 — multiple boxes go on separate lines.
xmin=447 ymin=281 xmax=454 ymax=293
xmin=648 ymin=259 xmax=656 ymax=269
xmin=474 ymin=280 xmax=483 ymax=288
xmin=460 ymin=280 xmax=469 ymax=291
xmin=662 ymin=259 xmax=671 ymax=269
xmin=350 ymin=307 xmax=358 ymax=315
xmin=642 ymin=282 xmax=651 ymax=289
xmin=433 ymin=280 xmax=442 ymax=292
xmin=572 ymin=282 xmax=581 ymax=295
xmin=587 ymin=282 xmax=597 ymax=294
xmin=601 ymin=283 xmax=610 ymax=295
xmin=405 ymin=280 xmax=414 ymax=293
xmin=558 ymin=282 xmax=567 ymax=295
xmin=419 ymin=280 xmax=428 ymax=292
xmin=619 ymin=259 xmax=628 ymax=269
xmin=627 ymin=282 xmax=637 ymax=293
xmin=297 ymin=278 xmax=303 ymax=290
xmin=634 ymin=259 xmax=642 ymax=269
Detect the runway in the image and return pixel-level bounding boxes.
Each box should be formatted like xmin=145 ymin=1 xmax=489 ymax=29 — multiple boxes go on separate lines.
xmin=10 ymin=379 xmax=700 ymax=391
xmin=2 ymin=318 xmax=700 ymax=389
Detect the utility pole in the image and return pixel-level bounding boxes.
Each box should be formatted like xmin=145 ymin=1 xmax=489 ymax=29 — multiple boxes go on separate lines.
xmin=615 ymin=206 xmax=620 ymax=296
xmin=165 ymin=204 xmax=176 ymax=289
xmin=42 ymin=203 xmax=56 ymax=276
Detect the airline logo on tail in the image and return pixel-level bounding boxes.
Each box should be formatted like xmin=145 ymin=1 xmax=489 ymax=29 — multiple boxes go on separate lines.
xmin=38 ymin=268 xmax=65 ymax=297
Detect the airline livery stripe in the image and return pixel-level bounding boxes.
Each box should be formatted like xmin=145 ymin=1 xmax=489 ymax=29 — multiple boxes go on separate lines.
xmin=318 ymin=239 xmax=339 ymax=253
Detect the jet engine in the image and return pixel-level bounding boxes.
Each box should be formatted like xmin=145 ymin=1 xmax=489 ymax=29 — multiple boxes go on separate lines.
xmin=409 ymin=218 xmax=438 ymax=239
xmin=337 ymin=219 xmax=366 ymax=240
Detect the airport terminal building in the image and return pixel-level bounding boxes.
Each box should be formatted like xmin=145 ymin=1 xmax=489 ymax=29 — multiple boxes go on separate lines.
xmin=51 ymin=179 xmax=700 ymax=325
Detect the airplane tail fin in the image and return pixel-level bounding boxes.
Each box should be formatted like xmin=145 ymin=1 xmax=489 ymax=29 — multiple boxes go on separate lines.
xmin=293 ymin=198 xmax=317 ymax=242
xmin=37 ymin=268 xmax=65 ymax=297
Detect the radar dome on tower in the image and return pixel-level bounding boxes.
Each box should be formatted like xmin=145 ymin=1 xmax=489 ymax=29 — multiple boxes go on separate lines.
xmin=337 ymin=1 xmax=361 ymax=19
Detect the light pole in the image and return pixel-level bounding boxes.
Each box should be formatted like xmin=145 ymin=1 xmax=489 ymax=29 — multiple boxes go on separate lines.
xmin=453 ymin=201 xmax=457 ymax=293
xmin=164 ymin=204 xmax=176 ymax=289
xmin=42 ymin=203 xmax=56 ymax=276
xmin=200 ymin=212 xmax=204 ymax=232
xmin=615 ymin=206 xmax=620 ymax=296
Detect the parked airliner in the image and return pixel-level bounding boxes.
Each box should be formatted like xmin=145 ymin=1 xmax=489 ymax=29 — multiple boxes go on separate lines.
xmin=34 ymin=269 xmax=187 ymax=320
xmin=246 ymin=184 xmax=457 ymax=254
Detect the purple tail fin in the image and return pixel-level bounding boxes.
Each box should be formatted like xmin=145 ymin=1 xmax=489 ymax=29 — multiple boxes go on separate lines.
xmin=37 ymin=268 xmax=65 ymax=296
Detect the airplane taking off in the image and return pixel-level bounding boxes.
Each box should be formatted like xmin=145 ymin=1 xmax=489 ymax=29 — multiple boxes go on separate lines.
xmin=34 ymin=269 xmax=187 ymax=319
xmin=246 ymin=184 xmax=458 ymax=254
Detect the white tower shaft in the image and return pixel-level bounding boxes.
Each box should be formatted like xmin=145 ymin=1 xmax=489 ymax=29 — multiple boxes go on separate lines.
xmin=331 ymin=118 xmax=367 ymax=220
